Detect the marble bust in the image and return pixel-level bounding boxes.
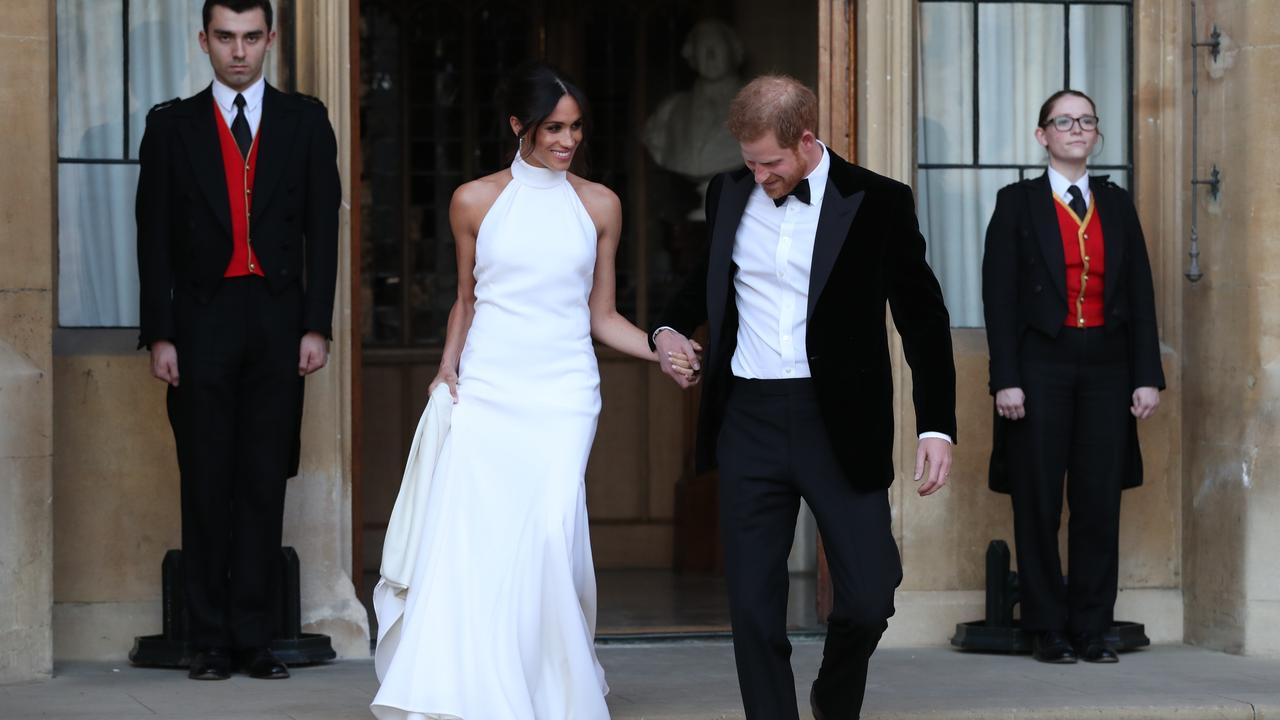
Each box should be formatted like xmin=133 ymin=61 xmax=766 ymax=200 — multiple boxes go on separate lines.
xmin=643 ymin=19 xmax=745 ymax=218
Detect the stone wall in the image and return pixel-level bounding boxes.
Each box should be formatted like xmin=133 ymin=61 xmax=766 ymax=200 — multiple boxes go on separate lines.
xmin=1182 ymin=0 xmax=1280 ymax=657
xmin=0 ymin=0 xmax=54 ymax=684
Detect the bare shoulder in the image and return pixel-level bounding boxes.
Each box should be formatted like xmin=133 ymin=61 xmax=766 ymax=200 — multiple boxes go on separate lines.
xmin=568 ymin=175 xmax=621 ymax=230
xmin=451 ymin=169 xmax=513 ymax=232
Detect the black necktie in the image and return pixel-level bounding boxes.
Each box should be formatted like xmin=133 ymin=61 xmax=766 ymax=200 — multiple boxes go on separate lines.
xmin=1067 ymin=185 xmax=1087 ymax=219
xmin=774 ymin=178 xmax=811 ymax=207
xmin=231 ymin=93 xmax=253 ymax=159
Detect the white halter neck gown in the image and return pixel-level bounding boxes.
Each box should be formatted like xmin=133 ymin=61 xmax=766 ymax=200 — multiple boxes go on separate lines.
xmin=371 ymin=154 xmax=609 ymax=719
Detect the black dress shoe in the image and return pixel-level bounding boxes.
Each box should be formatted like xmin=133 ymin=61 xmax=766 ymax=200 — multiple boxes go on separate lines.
xmin=810 ymin=682 xmax=828 ymax=720
xmin=188 ymin=648 xmax=231 ymax=680
xmin=239 ymin=647 xmax=290 ymax=679
xmin=1076 ymin=635 xmax=1119 ymax=663
xmin=1032 ymin=631 xmax=1077 ymax=664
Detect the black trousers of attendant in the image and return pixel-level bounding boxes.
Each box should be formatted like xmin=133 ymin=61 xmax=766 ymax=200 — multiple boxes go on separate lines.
xmin=718 ymin=378 xmax=903 ymax=720
xmin=1006 ymin=327 xmax=1129 ymax=636
xmin=167 ymin=276 xmax=304 ymax=650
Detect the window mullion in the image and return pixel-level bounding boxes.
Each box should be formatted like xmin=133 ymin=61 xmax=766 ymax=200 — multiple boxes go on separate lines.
xmin=123 ymin=0 xmax=130 ymax=160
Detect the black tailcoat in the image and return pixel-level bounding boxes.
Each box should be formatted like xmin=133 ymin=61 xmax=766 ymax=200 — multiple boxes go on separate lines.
xmin=134 ymin=82 xmax=340 ymax=649
xmin=136 ymin=83 xmax=340 ymax=349
xmin=982 ymin=173 xmax=1165 ymax=493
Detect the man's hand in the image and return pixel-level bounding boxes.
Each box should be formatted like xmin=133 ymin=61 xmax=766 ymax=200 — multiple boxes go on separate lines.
xmin=150 ymin=340 xmax=180 ymax=387
xmin=298 ymin=332 xmax=328 ymax=376
xmin=914 ymin=436 xmax=953 ymax=497
xmin=995 ymin=387 xmax=1025 ymax=420
xmin=655 ymin=329 xmax=703 ymax=389
xmin=1131 ymin=386 xmax=1160 ymax=419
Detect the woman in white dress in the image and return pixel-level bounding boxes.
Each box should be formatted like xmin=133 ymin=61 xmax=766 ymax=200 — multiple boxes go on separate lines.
xmin=370 ymin=65 xmax=698 ymax=720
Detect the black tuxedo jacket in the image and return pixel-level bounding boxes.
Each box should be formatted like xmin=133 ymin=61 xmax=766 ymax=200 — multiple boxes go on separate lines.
xmin=981 ymin=173 xmax=1166 ymax=492
xmin=136 ymin=83 xmax=340 ymax=349
xmin=653 ymin=150 xmax=957 ymax=492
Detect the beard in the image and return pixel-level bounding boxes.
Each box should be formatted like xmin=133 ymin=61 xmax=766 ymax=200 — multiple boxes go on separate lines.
xmin=760 ymin=149 xmax=807 ymax=199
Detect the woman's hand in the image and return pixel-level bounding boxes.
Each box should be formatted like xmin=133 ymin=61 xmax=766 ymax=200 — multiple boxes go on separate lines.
xmin=996 ymin=387 xmax=1026 ymax=420
xmin=665 ymin=341 xmax=704 ymax=385
xmin=1131 ymin=386 xmax=1159 ymax=419
xmin=429 ymin=366 xmax=460 ymax=404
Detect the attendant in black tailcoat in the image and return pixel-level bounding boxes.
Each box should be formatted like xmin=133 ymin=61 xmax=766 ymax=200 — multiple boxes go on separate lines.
xmin=135 ymin=0 xmax=339 ymax=681
xmin=653 ymin=75 xmax=957 ymax=720
xmin=982 ymin=89 xmax=1164 ymax=665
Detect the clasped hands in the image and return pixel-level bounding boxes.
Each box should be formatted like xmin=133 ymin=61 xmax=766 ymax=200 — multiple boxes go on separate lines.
xmin=653 ymin=329 xmax=703 ymax=388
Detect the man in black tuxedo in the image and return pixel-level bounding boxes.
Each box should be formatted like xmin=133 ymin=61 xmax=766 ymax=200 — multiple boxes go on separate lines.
xmin=135 ymin=0 xmax=339 ymax=681
xmin=653 ymin=76 xmax=956 ymax=719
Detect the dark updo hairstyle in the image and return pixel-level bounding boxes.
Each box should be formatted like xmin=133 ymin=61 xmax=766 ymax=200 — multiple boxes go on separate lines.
xmin=497 ymin=63 xmax=591 ymax=168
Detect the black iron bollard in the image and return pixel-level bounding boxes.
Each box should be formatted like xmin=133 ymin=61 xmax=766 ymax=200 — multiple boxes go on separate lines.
xmin=952 ymin=539 xmax=1151 ymax=653
xmin=130 ymin=547 xmax=336 ymax=668
xmin=984 ymin=539 xmax=1018 ymax=628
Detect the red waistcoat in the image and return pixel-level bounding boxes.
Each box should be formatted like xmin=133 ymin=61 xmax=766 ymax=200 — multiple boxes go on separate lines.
xmin=214 ymin=100 xmax=265 ymax=278
xmin=1055 ymin=195 xmax=1105 ymax=328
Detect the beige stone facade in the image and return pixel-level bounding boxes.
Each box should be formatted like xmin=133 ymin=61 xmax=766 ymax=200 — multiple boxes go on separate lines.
xmin=1179 ymin=0 xmax=1280 ymax=657
xmin=3 ymin=0 xmax=1280 ymax=684
xmin=0 ymin=0 xmax=55 ymax=684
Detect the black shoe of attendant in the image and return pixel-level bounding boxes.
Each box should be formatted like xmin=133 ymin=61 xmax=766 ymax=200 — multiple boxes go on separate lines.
xmin=239 ymin=647 xmax=290 ymax=679
xmin=188 ymin=648 xmax=232 ymax=680
xmin=1076 ymin=634 xmax=1119 ymax=663
xmin=810 ymin=682 xmax=828 ymax=720
xmin=1032 ymin=631 xmax=1078 ymax=664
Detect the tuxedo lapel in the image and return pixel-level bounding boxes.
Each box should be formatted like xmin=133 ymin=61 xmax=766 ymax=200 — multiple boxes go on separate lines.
xmin=179 ymin=85 xmax=233 ymax=238
xmin=809 ymin=155 xmax=864 ymax=320
xmin=707 ymin=169 xmax=754 ymax=338
xmin=1093 ymin=178 xmax=1126 ymax=309
xmin=1028 ymin=173 xmax=1068 ymax=302
xmin=251 ymin=84 xmax=300 ymax=218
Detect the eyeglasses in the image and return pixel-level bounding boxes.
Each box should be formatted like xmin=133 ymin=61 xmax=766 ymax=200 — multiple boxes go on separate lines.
xmin=1043 ymin=114 xmax=1099 ymax=132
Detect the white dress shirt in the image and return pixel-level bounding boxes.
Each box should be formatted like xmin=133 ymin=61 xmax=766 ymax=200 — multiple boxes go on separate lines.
xmin=1047 ymin=165 xmax=1090 ymax=208
xmin=729 ymin=144 xmax=829 ymax=380
xmin=211 ymin=76 xmax=265 ymax=138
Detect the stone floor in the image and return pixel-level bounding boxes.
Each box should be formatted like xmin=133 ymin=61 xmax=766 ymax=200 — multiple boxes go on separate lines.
xmin=3 ymin=642 xmax=1279 ymax=719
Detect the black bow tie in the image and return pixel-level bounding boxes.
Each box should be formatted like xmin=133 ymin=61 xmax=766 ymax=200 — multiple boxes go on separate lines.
xmin=774 ymin=178 xmax=811 ymax=207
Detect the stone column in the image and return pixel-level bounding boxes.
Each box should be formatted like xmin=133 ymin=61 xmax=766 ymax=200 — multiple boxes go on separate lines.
xmin=282 ymin=0 xmax=369 ymax=657
xmin=0 ymin=0 xmax=54 ymax=683
xmin=1181 ymin=0 xmax=1280 ymax=656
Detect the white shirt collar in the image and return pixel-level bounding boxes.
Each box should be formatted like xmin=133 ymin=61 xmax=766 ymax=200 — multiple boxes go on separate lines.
xmin=801 ymin=141 xmax=830 ymax=207
xmin=211 ymin=75 xmax=266 ymax=115
xmin=1047 ymin=165 xmax=1090 ymax=203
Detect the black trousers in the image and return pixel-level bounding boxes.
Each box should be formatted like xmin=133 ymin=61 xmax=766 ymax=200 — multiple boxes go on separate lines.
xmin=167 ymin=277 xmax=303 ymax=650
xmin=718 ymin=378 xmax=902 ymax=720
xmin=1006 ymin=327 xmax=1129 ymax=635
